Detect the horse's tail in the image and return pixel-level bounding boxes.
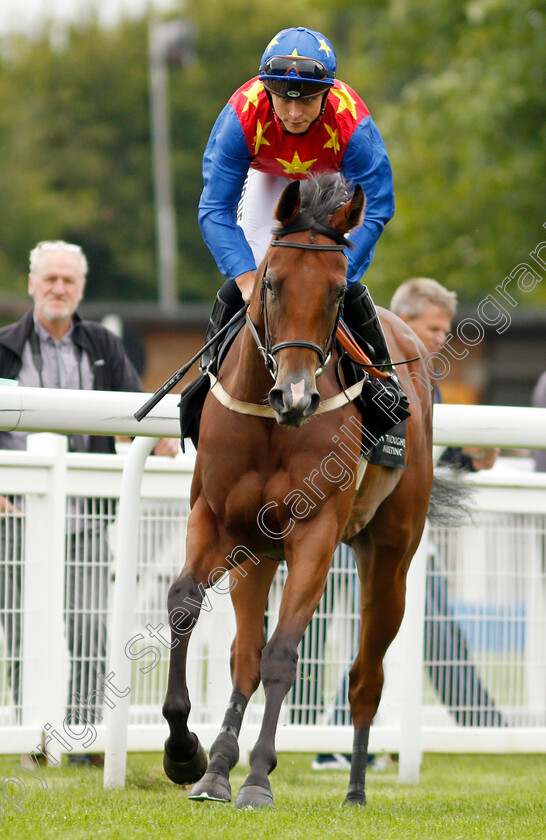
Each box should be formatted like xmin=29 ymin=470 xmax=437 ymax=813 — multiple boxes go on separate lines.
xmin=427 ymin=466 xmax=476 ymax=526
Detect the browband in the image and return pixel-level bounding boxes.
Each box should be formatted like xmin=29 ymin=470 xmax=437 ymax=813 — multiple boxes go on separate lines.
xmin=270 ymin=240 xmax=347 ymax=251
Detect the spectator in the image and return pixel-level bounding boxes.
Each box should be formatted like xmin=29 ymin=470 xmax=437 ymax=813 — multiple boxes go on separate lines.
xmin=392 ymin=278 xmax=499 ymax=472
xmin=391 ymin=277 xmax=503 ymax=726
xmin=0 ymin=240 xmax=178 ymax=764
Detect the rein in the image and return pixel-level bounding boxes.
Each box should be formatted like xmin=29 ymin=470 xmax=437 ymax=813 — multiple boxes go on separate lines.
xmin=246 ymin=235 xmax=347 ymax=380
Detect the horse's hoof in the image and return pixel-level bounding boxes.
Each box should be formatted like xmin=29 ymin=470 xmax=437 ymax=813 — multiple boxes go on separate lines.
xmin=188 ymin=772 xmax=231 ymax=802
xmin=343 ymin=785 xmax=366 ymax=807
xmin=234 ymin=783 xmax=274 ymax=810
xmin=163 ymin=741 xmax=207 ymax=785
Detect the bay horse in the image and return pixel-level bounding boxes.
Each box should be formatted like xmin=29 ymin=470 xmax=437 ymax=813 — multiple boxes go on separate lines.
xmin=162 ymin=173 xmax=433 ymax=808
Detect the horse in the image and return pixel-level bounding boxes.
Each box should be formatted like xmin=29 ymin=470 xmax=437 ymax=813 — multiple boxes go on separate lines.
xmin=161 ymin=173 xmax=434 ymax=808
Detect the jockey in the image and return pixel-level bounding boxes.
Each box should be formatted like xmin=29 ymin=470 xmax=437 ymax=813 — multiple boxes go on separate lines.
xmin=198 ymin=26 xmax=409 ymax=417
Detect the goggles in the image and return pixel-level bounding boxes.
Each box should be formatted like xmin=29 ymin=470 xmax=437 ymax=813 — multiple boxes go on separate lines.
xmin=260 ymin=55 xmax=333 ymax=82
xmin=263 ymin=78 xmax=329 ymax=99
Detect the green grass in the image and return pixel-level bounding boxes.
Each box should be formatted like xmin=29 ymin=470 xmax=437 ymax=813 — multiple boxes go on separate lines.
xmin=0 ymin=753 xmax=544 ymax=839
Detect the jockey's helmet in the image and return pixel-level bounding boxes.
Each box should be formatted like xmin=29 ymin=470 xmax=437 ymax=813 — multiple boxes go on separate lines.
xmin=259 ymin=27 xmax=336 ymax=99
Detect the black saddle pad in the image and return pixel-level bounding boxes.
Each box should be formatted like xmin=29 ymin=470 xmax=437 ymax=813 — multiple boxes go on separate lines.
xmin=338 ymin=351 xmax=407 ymax=469
xmin=179 ymin=372 xmax=210 ymax=452
xmin=366 ymin=420 xmax=407 ymax=469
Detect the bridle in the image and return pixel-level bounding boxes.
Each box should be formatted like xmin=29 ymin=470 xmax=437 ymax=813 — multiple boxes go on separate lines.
xmin=245 ymin=236 xmax=347 ymax=380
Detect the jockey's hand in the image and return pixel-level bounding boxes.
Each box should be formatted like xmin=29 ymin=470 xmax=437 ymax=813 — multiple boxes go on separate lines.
xmin=462 ymin=446 xmax=500 ymax=471
xmin=234 ymin=271 xmax=256 ymax=303
xmin=152 ymin=437 xmax=180 ymax=458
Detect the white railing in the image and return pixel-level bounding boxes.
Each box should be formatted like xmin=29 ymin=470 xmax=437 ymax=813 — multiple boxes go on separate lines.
xmin=0 ymin=386 xmax=545 ymax=790
xmin=2 ymin=385 xmax=546 ymax=447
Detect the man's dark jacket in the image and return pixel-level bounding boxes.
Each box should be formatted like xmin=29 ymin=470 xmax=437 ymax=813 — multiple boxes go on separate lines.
xmin=0 ymin=309 xmax=142 ymax=454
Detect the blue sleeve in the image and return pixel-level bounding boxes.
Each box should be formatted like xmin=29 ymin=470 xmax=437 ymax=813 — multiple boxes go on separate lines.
xmin=340 ymin=116 xmax=395 ymax=283
xmin=198 ymin=104 xmax=256 ymax=281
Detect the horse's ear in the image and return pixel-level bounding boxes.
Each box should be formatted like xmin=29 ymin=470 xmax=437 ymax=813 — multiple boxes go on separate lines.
xmin=275 ymin=180 xmax=301 ymax=227
xmin=328 ymin=184 xmax=366 ymax=235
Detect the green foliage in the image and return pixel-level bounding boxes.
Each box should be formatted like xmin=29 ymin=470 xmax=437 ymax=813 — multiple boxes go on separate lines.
xmin=367 ymin=0 xmax=546 ymax=305
xmin=0 ymin=20 xmax=156 ymax=300
xmin=0 ymin=0 xmax=544 ymax=305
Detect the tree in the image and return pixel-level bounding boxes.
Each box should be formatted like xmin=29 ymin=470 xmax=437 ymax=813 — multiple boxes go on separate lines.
xmin=339 ymin=0 xmax=546 ymax=305
xmin=0 ymin=0 xmax=544 ymax=308
xmin=0 ymin=20 xmax=158 ymax=301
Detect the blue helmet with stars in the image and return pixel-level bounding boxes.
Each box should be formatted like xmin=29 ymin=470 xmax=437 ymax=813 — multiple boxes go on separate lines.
xmin=259 ymin=27 xmax=336 ymax=99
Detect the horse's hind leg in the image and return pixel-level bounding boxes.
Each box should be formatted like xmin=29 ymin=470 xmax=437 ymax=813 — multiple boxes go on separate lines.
xmin=344 ymin=508 xmax=426 ymax=806
xmin=189 ymin=556 xmax=278 ymax=802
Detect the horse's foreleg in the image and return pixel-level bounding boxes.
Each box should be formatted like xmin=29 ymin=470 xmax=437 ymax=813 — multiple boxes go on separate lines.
xmin=234 ymin=544 xmax=335 ymax=809
xmin=186 ymin=689 xmax=248 ymax=802
xmin=162 ymin=568 xmax=209 ymax=784
xmin=234 ymin=629 xmax=299 ymax=809
xmin=162 ymin=501 xmax=231 ymax=785
xmin=189 ymin=556 xmax=277 ymax=802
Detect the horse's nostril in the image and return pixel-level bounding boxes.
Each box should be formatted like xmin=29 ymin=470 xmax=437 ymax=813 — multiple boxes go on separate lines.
xmin=307 ymin=391 xmax=320 ymax=415
xmin=268 ymin=387 xmax=285 ymax=413
xmin=269 ymin=384 xmax=320 ymax=422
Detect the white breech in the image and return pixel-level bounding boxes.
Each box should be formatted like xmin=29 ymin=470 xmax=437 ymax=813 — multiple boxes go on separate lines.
xmin=236 ymin=169 xmax=288 ymax=267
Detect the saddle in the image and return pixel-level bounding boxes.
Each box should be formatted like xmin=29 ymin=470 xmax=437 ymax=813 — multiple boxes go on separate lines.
xmin=179 ymin=321 xmax=407 ymax=467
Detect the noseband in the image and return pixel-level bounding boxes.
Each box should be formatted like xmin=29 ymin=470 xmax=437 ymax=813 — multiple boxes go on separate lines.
xmin=246 ymin=236 xmax=348 ymax=380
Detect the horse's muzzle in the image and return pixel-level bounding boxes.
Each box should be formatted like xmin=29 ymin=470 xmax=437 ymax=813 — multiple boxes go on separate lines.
xmin=268 ymin=376 xmax=320 ymax=427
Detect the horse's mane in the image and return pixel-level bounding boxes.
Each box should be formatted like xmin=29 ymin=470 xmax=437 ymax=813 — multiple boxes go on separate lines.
xmin=273 ymin=173 xmax=354 ymax=247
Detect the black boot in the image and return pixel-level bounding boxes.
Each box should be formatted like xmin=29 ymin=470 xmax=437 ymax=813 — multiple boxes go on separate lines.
xmin=200 ymin=281 xmax=244 ymax=372
xmin=343 ymin=283 xmax=410 ymax=422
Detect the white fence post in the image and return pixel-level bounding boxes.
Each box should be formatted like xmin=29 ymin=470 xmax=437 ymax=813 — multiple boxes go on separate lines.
xmin=525 ymin=532 xmax=546 ymax=715
xmin=23 ymin=434 xmax=69 ymax=764
xmin=103 ymin=436 xmax=158 ymax=789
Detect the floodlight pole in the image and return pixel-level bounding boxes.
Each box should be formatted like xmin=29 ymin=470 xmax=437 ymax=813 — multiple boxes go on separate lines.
xmin=148 ymin=19 xmax=195 ymax=313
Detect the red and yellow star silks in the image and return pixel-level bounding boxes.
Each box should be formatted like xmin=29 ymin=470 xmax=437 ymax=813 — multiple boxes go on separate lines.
xmin=229 ymin=77 xmax=370 ymax=180
xmin=276 ymin=151 xmax=317 ymax=175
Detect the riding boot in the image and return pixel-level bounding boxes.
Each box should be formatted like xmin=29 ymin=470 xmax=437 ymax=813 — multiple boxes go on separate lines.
xmin=200 ymin=281 xmax=244 ymax=371
xmin=343 ymin=283 xmax=411 ymax=421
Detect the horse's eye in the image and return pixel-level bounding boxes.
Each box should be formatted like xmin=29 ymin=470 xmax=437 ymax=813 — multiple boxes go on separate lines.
xmin=336 ymin=286 xmax=347 ymax=301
